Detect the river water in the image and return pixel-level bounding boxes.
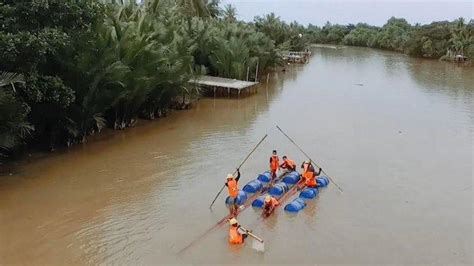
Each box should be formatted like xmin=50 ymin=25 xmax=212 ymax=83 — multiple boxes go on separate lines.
xmin=1 ymin=47 xmax=472 ymax=265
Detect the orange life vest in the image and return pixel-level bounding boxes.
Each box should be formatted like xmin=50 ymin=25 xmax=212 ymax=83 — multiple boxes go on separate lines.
xmin=265 ymin=197 xmax=279 ymax=208
xmin=229 ymin=226 xmax=243 ymax=244
xmin=302 ymin=163 xmax=316 ymax=187
xmin=283 ymin=159 xmax=296 ymax=169
xmin=270 ymin=155 xmax=280 ymax=171
xmin=227 ymin=179 xmax=239 ymax=198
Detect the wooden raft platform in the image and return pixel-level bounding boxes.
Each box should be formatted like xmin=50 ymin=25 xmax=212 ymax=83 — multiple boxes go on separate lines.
xmin=189 ymin=75 xmax=259 ymax=97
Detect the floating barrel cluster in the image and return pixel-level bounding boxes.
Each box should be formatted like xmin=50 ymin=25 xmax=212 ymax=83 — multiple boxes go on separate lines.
xmin=225 ymin=171 xmax=272 ymax=206
xmin=252 ymin=171 xmax=300 ymax=208
xmin=284 ymin=176 xmax=330 ymax=213
xmin=226 ymin=171 xmax=330 ymax=214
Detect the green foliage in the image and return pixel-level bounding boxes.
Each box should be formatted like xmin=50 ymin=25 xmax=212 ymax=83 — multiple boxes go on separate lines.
xmin=406 ymin=21 xmax=452 ymax=57
xmin=342 ymin=26 xmax=379 ymax=47
xmin=254 ymin=13 xmax=310 ymax=51
xmin=308 ymin=22 xmax=351 ymax=44
xmin=308 ymin=17 xmax=473 ymax=60
xmin=0 ymin=72 xmax=33 ymax=157
xmin=0 ymin=0 xmax=104 ymax=150
xmin=0 ymin=0 xmax=285 ymax=157
xmin=222 ymin=4 xmax=237 ymax=23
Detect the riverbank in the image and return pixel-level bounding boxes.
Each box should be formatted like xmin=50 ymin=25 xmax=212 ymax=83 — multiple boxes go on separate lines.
xmin=1 ymin=1 xmax=308 ymax=160
xmin=0 ymin=63 xmax=292 ymax=170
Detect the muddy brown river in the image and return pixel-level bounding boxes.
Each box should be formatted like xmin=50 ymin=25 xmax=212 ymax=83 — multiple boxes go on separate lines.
xmin=1 ymin=47 xmax=473 ymax=265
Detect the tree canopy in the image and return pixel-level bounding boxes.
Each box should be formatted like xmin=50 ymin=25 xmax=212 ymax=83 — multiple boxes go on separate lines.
xmin=0 ymin=0 xmax=304 ymax=158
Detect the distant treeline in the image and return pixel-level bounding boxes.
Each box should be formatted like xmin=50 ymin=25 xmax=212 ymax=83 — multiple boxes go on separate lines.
xmin=305 ymin=17 xmax=474 ymax=59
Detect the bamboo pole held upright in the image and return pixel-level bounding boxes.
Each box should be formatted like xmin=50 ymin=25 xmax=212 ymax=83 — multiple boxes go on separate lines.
xmin=255 ymin=59 xmax=259 ymax=82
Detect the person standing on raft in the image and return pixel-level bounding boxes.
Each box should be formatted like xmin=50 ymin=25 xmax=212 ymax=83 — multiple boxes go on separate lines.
xmin=269 ymin=150 xmax=280 ymax=179
xmin=225 ymin=169 xmax=241 ymax=216
xmin=228 ymin=218 xmax=249 ymax=244
xmin=301 ymin=160 xmax=322 ymax=188
xmin=263 ymin=195 xmax=279 ymax=217
xmin=280 ymin=155 xmax=296 ymax=171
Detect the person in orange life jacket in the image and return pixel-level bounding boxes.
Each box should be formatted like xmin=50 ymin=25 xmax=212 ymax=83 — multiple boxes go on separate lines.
xmin=301 ymin=160 xmax=322 ymax=188
xmin=269 ymin=150 xmax=280 ymax=179
xmin=228 ymin=218 xmax=249 ymax=244
xmin=225 ymin=169 xmax=241 ymax=216
xmin=263 ymin=195 xmax=279 ymax=217
xmin=280 ymin=155 xmax=296 ymax=171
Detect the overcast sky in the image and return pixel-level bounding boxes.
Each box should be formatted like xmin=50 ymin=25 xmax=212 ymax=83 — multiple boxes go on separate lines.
xmin=221 ymin=0 xmax=473 ymax=26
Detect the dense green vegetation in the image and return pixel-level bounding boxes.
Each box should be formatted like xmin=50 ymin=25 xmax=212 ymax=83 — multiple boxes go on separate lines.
xmin=1 ymin=1 xmax=472 ymax=160
xmin=307 ymin=17 xmax=474 ymax=59
xmin=0 ymin=0 xmax=304 ymax=159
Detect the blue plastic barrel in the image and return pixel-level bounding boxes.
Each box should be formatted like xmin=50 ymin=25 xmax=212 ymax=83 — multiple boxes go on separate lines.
xmin=268 ymin=182 xmax=289 ymax=197
xmin=242 ymin=179 xmax=264 ymax=193
xmin=284 ymin=198 xmax=306 ymax=212
xmin=299 ymin=187 xmax=319 ymax=199
xmin=225 ymin=190 xmax=248 ymax=205
xmin=317 ymin=177 xmax=328 ymax=187
xmin=252 ymin=195 xmax=266 ymax=208
xmin=257 ymin=171 xmax=272 ymax=183
xmin=321 ymin=176 xmax=330 ymax=184
xmin=282 ymin=171 xmax=300 ymax=185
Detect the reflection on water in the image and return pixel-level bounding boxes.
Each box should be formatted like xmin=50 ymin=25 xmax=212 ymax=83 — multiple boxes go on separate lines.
xmin=0 ymin=47 xmax=472 ymax=265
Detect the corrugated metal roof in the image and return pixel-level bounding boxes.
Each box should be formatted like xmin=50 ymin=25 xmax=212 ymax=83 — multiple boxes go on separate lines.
xmin=189 ymin=75 xmax=258 ymax=90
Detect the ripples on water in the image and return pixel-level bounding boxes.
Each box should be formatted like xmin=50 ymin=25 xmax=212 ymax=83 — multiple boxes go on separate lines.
xmin=0 ymin=47 xmax=472 ymax=264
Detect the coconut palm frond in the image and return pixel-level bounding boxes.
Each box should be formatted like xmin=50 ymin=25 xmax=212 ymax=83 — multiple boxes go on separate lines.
xmin=0 ymin=72 xmax=25 ymax=88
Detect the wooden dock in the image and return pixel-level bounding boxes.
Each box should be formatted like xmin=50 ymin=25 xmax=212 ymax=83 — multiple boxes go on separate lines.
xmin=189 ymin=75 xmax=259 ymax=97
xmin=283 ymin=51 xmax=312 ymax=64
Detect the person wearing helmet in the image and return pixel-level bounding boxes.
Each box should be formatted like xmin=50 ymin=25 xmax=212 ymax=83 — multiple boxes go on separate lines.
xmin=228 ymin=218 xmax=249 ymax=244
xmin=269 ymin=150 xmax=280 ymax=179
xmin=263 ymin=195 xmax=279 ymax=217
xmin=301 ymin=160 xmax=322 ymax=188
xmin=225 ymin=169 xmax=241 ymax=215
xmin=280 ymin=155 xmax=296 ymax=171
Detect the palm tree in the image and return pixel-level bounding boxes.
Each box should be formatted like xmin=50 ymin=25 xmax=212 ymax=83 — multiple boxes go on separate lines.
xmin=0 ymin=72 xmax=33 ymax=154
xmin=222 ymin=4 xmax=237 ymax=23
xmin=450 ymin=18 xmax=471 ymax=56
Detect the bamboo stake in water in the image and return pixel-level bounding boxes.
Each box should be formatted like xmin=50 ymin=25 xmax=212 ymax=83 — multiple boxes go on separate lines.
xmin=255 ymin=59 xmax=259 ymax=82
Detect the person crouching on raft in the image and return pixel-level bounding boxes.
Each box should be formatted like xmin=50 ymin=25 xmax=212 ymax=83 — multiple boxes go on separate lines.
xmin=263 ymin=195 xmax=279 ymax=217
xmin=228 ymin=218 xmax=249 ymax=244
xmin=301 ymin=160 xmax=322 ymax=188
xmin=280 ymin=155 xmax=296 ymax=172
xmin=269 ymin=150 xmax=280 ymax=179
xmin=225 ymin=169 xmax=241 ymax=216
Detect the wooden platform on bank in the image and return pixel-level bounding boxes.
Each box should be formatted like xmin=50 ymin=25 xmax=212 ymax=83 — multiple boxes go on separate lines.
xmin=189 ymin=75 xmax=259 ymax=97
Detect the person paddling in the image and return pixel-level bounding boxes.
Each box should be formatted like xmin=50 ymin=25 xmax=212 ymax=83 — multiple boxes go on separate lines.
xmin=228 ymin=218 xmax=249 ymax=244
xmin=263 ymin=195 xmax=279 ymax=217
xmin=280 ymin=155 xmax=296 ymax=171
xmin=269 ymin=150 xmax=280 ymax=179
xmin=301 ymin=160 xmax=322 ymax=188
xmin=225 ymin=169 xmax=241 ymax=216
